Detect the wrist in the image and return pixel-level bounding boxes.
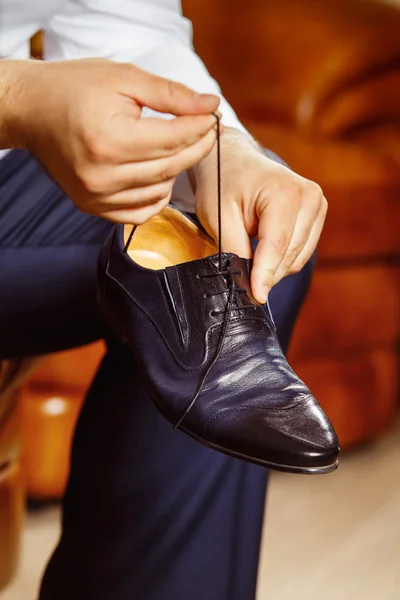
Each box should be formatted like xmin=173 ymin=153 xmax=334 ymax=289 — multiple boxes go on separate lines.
xmin=190 ymin=127 xmax=261 ymax=191
xmin=0 ymin=59 xmax=43 ymax=150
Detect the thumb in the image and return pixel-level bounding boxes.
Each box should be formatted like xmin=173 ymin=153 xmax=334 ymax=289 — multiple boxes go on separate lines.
xmin=222 ymin=211 xmax=270 ymax=305
xmin=129 ymin=68 xmax=221 ymax=116
xmin=220 ymin=204 xmax=253 ymax=260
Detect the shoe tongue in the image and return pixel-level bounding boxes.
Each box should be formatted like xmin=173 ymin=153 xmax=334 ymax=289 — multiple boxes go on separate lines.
xmin=205 ymin=253 xmax=259 ymax=306
xmin=207 ymin=253 xmax=252 ymax=277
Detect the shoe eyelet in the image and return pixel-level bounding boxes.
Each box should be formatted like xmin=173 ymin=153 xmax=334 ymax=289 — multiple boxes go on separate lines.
xmin=209 ymin=310 xmax=217 ymax=318
xmin=203 ymin=293 xmax=209 ymax=299
xmin=196 ymin=274 xmax=201 ymax=280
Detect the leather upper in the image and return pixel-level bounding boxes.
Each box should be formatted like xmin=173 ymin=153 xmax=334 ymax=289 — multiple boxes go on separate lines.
xmin=98 ymin=224 xmax=339 ymax=469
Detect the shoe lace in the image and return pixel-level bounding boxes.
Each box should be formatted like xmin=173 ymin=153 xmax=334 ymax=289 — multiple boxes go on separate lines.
xmin=123 ymin=115 xmax=256 ymax=429
xmin=174 ymin=256 xmax=256 ymax=429
xmin=174 ymin=116 xmax=256 ymax=429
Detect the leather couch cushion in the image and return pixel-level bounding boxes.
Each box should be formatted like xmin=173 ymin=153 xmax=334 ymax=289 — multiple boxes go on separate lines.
xmin=184 ymin=0 xmax=400 ymax=132
xmin=246 ymin=123 xmax=400 ymax=260
xmin=289 ymin=265 xmax=400 ymax=361
xmin=294 ymin=348 xmax=399 ymax=447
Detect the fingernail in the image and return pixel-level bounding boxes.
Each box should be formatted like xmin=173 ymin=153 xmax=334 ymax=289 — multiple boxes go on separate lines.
xmin=198 ymin=93 xmax=219 ymax=102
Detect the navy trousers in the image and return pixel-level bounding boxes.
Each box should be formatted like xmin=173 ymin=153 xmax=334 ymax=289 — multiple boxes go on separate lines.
xmin=0 ymin=150 xmax=313 ymax=600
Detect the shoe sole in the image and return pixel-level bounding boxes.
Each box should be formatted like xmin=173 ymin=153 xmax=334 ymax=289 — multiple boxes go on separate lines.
xmin=179 ymin=423 xmax=339 ymax=475
xmin=150 ymin=391 xmax=339 ymax=475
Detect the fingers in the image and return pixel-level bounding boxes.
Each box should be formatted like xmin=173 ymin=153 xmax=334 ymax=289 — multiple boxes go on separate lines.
xmin=272 ymin=186 xmax=323 ymax=284
xmin=251 ymin=191 xmax=300 ymax=304
xmin=113 ymin=113 xmax=220 ymax=162
xmin=286 ymin=197 xmax=327 ymax=275
xmin=96 ymin=178 xmax=176 ymax=211
xmin=126 ymin=66 xmax=221 ymax=115
xmin=77 ymin=125 xmax=217 ymax=198
xmin=251 ymin=177 xmax=327 ymax=303
xmin=111 ymin=126 xmax=218 ymax=190
xmin=220 ymin=202 xmax=253 ymax=258
xmin=100 ymin=193 xmax=173 ymax=225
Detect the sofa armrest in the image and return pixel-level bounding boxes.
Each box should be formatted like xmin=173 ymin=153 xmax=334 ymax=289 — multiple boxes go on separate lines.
xmin=183 ymin=0 xmax=400 ymax=138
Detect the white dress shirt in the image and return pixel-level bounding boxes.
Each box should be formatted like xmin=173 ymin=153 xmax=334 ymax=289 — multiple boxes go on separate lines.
xmin=0 ymin=0 xmax=247 ymax=209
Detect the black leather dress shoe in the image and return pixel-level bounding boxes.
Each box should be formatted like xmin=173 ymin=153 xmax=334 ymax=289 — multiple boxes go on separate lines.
xmin=97 ymin=209 xmax=339 ymax=474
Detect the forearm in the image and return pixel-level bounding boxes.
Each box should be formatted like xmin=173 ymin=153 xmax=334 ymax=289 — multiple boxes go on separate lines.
xmin=0 ymin=59 xmax=33 ymax=150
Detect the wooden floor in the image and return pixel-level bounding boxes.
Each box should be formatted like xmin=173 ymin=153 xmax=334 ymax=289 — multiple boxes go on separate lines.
xmin=258 ymin=417 xmax=400 ymax=600
xmin=3 ymin=418 xmax=400 ymax=600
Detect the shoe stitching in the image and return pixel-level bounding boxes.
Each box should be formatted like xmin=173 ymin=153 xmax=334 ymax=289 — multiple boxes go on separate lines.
xmin=202 ymin=396 xmax=313 ymax=437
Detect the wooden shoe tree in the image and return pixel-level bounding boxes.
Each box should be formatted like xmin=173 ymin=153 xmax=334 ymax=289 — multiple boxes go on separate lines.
xmin=124 ymin=206 xmax=218 ymax=270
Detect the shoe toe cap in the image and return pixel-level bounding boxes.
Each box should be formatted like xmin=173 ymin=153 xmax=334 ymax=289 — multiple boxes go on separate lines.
xmin=203 ymin=397 xmax=340 ymax=472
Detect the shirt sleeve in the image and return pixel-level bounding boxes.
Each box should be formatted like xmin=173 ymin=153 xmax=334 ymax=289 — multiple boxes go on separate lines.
xmin=44 ymin=0 xmax=249 ymax=210
xmin=44 ymin=0 xmax=248 ymax=134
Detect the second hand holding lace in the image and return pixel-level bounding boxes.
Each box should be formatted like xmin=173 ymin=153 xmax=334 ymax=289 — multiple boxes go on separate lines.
xmin=174 ymin=115 xmax=256 ymax=429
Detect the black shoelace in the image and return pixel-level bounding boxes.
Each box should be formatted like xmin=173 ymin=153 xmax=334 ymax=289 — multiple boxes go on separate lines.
xmin=173 ymin=115 xmax=256 ymax=429
xmin=123 ymin=115 xmax=256 ymax=428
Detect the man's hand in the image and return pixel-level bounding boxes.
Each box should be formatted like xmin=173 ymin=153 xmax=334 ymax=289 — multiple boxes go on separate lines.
xmin=193 ymin=128 xmax=327 ymax=304
xmin=1 ymin=59 xmax=220 ymax=224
